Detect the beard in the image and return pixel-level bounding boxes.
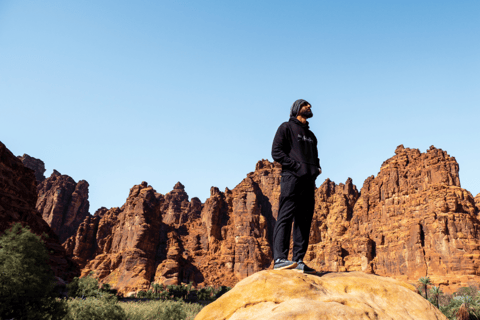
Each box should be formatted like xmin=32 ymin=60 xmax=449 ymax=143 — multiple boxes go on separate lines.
xmin=299 ymin=109 xmax=313 ymax=118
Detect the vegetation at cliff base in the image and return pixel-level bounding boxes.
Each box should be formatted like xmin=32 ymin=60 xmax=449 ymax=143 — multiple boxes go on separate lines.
xmin=0 ymin=223 xmax=67 ymax=320
xmin=0 ymin=224 xmax=206 ymax=320
xmin=131 ymin=282 xmax=231 ymax=302
xmin=120 ymin=300 xmax=202 ymax=320
xmin=64 ymin=275 xmax=207 ymax=319
xmin=417 ymin=277 xmax=480 ymax=320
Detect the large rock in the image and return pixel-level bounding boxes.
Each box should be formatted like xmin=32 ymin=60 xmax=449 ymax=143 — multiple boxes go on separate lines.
xmin=304 ymin=145 xmax=480 ymax=292
xmin=36 ymin=170 xmax=90 ymax=243
xmin=195 ymin=270 xmax=447 ymax=320
xmin=18 ymin=153 xmax=46 ymax=183
xmin=0 ymin=141 xmax=78 ymax=280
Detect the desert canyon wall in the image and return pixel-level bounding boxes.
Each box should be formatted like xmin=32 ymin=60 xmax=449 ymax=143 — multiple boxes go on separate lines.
xmin=18 ymin=153 xmax=46 ymax=183
xmin=36 ymin=171 xmax=90 ymax=243
xmin=61 ymin=144 xmax=480 ymax=295
xmin=307 ymin=145 xmax=480 ymax=290
xmin=475 ymin=193 xmax=480 ymax=213
xmin=0 ymin=142 xmax=77 ymax=280
xmin=4 ymin=140 xmax=480 ymax=295
xmin=18 ymin=155 xmax=90 ymax=243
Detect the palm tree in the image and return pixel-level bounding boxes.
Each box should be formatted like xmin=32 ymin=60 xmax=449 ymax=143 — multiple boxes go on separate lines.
xmin=418 ymin=277 xmax=432 ymax=300
xmin=457 ymin=302 xmax=470 ymax=320
xmin=429 ymin=286 xmax=442 ymax=308
xmin=453 ymin=295 xmax=477 ymax=320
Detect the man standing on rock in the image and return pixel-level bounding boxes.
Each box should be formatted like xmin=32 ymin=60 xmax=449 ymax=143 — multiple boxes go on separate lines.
xmin=271 ymin=99 xmax=321 ymax=274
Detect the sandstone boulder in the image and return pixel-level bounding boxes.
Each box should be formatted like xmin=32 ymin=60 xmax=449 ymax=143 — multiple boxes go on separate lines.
xmin=195 ymin=270 xmax=446 ymax=320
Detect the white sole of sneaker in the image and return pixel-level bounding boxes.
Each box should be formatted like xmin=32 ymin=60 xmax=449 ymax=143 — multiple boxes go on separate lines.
xmin=274 ymin=262 xmax=298 ymax=270
xmin=294 ymin=269 xmax=316 ymax=274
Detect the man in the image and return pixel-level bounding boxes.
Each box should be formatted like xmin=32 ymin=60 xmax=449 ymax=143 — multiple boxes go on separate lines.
xmin=271 ymin=99 xmax=321 ymax=274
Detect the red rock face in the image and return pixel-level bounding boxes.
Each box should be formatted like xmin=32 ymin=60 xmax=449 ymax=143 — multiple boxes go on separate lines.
xmin=475 ymin=194 xmax=480 ymax=214
xmin=36 ymin=170 xmax=90 ymax=243
xmin=64 ymin=161 xmax=280 ymax=294
xmin=306 ymin=145 xmax=480 ymax=292
xmin=0 ymin=141 xmax=78 ymax=280
xmin=65 ymin=146 xmax=480 ymax=294
xmin=18 ymin=153 xmax=46 ymax=183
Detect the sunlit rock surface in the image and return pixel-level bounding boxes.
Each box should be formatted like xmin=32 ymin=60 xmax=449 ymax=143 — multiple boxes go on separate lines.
xmin=65 ymin=145 xmax=480 ymax=294
xmin=194 ymin=270 xmax=447 ymax=320
xmin=36 ymin=170 xmax=90 ymax=243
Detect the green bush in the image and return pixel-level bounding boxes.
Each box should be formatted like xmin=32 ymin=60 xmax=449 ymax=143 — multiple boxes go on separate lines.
xmin=0 ymin=223 xmax=67 ymax=320
xmin=67 ymin=273 xmax=117 ymax=302
xmin=197 ymin=287 xmax=215 ymax=301
xmin=65 ymin=296 xmax=126 ymax=320
xmin=121 ymin=300 xmax=201 ymax=320
xmin=214 ymin=285 xmax=231 ymax=299
xmin=145 ymin=282 xmax=231 ymax=302
xmin=160 ymin=301 xmax=187 ymax=320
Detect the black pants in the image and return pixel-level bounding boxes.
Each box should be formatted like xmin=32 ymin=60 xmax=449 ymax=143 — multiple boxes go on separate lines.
xmin=273 ymin=174 xmax=315 ymax=262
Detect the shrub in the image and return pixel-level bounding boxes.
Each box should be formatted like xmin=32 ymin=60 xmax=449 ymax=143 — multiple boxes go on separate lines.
xmin=137 ymin=290 xmax=148 ymax=298
xmin=0 ymin=223 xmax=67 ymax=320
xmin=214 ymin=285 xmax=231 ymax=299
xmin=197 ymin=287 xmax=215 ymax=301
xmin=121 ymin=300 xmax=201 ymax=320
xmin=65 ymin=296 xmax=126 ymax=320
xmin=67 ymin=273 xmax=117 ymax=302
xmin=160 ymin=301 xmax=187 ymax=320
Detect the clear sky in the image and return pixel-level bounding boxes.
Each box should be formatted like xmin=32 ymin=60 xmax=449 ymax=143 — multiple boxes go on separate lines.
xmin=1 ymin=1 xmax=479 ymax=213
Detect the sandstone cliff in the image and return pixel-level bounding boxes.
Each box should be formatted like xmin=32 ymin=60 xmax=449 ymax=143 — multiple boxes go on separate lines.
xmin=0 ymin=141 xmax=78 ymax=280
xmin=195 ymin=270 xmax=447 ymax=320
xmin=306 ymin=145 xmax=480 ymax=291
xmin=36 ymin=170 xmax=90 ymax=243
xmin=18 ymin=153 xmax=46 ymax=183
xmin=475 ymin=193 xmax=480 ymax=213
xmin=64 ymin=161 xmax=280 ymax=294
xmin=65 ymin=145 xmax=480 ymax=294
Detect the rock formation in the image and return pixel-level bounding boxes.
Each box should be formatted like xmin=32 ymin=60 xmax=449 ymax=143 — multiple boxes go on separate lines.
xmin=475 ymin=193 xmax=480 ymax=213
xmin=65 ymin=145 xmax=480 ymax=294
xmin=194 ymin=270 xmax=447 ymax=320
xmin=306 ymin=145 xmax=480 ymax=292
xmin=64 ymin=161 xmax=280 ymax=294
xmin=36 ymin=170 xmax=90 ymax=243
xmin=0 ymin=141 xmax=78 ymax=280
xmin=18 ymin=153 xmax=46 ymax=183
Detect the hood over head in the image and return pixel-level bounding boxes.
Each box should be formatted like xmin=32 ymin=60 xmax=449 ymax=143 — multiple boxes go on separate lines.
xmin=289 ymin=99 xmax=311 ymax=118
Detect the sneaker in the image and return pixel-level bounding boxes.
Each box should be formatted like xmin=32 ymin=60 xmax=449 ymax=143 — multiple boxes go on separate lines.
xmin=273 ymin=259 xmax=298 ymax=270
xmin=294 ymin=260 xmax=316 ymax=274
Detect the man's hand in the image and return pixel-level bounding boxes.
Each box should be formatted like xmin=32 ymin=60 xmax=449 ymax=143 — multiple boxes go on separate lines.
xmin=318 ymin=168 xmax=322 ymax=175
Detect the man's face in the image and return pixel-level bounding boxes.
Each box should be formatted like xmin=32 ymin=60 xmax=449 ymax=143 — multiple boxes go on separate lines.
xmin=298 ymin=104 xmax=313 ymax=118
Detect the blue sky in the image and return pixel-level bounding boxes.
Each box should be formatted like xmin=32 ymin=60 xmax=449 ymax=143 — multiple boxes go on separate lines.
xmin=1 ymin=1 xmax=479 ymax=213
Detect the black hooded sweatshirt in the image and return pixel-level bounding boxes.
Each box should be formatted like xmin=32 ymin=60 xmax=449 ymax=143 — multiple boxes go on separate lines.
xmin=271 ymin=117 xmax=321 ymax=178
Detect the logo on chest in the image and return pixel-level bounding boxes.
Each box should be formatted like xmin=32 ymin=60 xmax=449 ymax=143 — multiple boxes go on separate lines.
xmin=298 ymin=134 xmax=313 ymax=143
